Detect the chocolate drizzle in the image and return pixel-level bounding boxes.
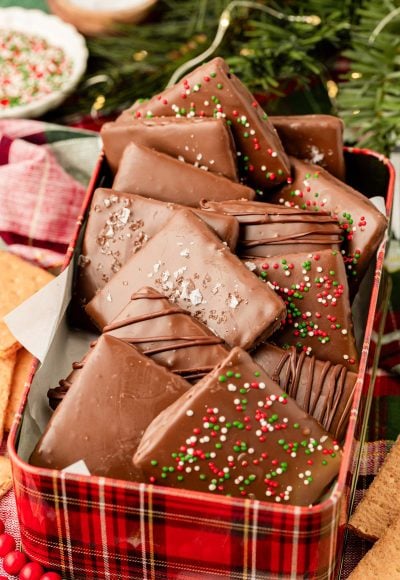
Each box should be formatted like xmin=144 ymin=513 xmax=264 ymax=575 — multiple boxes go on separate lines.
xmin=104 ymin=287 xmax=228 ymax=382
xmin=253 ymin=343 xmax=357 ymax=440
xmin=200 ymin=200 xmax=343 ymax=258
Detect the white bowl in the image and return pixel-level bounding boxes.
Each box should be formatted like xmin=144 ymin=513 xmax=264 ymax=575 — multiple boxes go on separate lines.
xmin=0 ymin=8 xmax=88 ymax=119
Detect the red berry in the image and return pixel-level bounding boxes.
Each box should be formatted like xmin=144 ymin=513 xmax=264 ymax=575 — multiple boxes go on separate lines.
xmin=19 ymin=562 xmax=45 ymax=580
xmin=0 ymin=519 xmax=4 ymax=535
xmin=0 ymin=532 xmax=16 ymax=556
xmin=3 ymin=550 xmax=27 ymax=574
xmin=40 ymin=573 xmax=62 ymax=580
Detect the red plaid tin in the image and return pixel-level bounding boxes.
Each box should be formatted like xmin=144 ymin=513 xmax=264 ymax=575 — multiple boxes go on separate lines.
xmin=8 ymin=148 xmax=395 ymax=580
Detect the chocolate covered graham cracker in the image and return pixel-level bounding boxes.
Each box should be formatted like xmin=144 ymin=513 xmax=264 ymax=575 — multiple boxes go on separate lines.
xmin=201 ymin=199 xmax=343 ymax=258
xmin=49 ymin=288 xmax=229 ymax=409
xmin=104 ymin=287 xmax=229 ymax=382
xmin=271 ymin=115 xmax=346 ymax=180
xmin=122 ymin=57 xmax=290 ymax=191
xmin=101 ymin=116 xmax=239 ymax=180
xmin=270 ymin=157 xmax=388 ymax=288
xmin=112 ymin=143 xmax=255 ymax=207
xmin=31 ymin=335 xmax=192 ymax=480
xmin=75 ymin=188 xmax=239 ymax=305
xmin=133 ymin=347 xmax=342 ymax=506
xmin=253 ymin=343 xmax=357 ymax=441
xmin=245 ymin=249 xmax=359 ymax=371
xmin=86 ymin=209 xmax=286 ymax=350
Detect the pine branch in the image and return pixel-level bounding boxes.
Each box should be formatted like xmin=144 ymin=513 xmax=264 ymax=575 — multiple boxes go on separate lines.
xmin=337 ymin=0 xmax=400 ymax=154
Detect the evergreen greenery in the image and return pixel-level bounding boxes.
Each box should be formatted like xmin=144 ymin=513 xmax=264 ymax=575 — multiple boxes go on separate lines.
xmin=52 ymin=0 xmax=400 ymax=154
xmin=337 ymin=1 xmax=400 ymax=155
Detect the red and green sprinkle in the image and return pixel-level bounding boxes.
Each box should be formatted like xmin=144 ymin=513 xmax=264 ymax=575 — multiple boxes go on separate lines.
xmin=0 ymin=30 xmax=72 ymax=109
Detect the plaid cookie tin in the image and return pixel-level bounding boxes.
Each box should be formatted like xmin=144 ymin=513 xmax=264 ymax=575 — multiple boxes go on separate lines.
xmin=8 ymin=147 xmax=395 ymax=580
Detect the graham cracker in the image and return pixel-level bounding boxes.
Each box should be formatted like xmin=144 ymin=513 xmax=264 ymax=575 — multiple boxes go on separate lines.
xmin=348 ymin=438 xmax=400 ymax=541
xmin=0 ymin=251 xmax=54 ymax=357
xmin=5 ymin=348 xmax=35 ymax=432
xmin=0 ymin=353 xmax=17 ymax=443
xmin=0 ymin=456 xmax=13 ymax=498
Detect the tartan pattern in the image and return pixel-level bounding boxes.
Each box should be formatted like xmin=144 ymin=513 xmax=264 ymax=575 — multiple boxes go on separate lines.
xmin=0 ymin=119 xmax=99 ymax=267
xmin=12 ymin=465 xmax=341 ymax=580
xmin=5 ymin=147 xmax=395 ymax=579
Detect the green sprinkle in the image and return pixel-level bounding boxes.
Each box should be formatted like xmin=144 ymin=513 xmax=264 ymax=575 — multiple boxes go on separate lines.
xmin=218 ymin=374 xmax=227 ymax=383
xmin=151 ymin=460 xmax=158 ymax=466
xmin=226 ymin=370 xmax=234 ymax=377
xmin=177 ymin=475 xmax=184 ymax=481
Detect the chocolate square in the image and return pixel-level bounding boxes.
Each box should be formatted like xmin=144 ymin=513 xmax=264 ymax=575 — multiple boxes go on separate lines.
xmin=270 ymin=157 xmax=387 ymax=289
xmin=104 ymin=286 xmax=229 ymax=382
xmin=101 ymin=116 xmax=239 ymax=180
xmin=134 ymin=347 xmax=342 ymax=506
xmin=86 ymin=209 xmax=286 ymax=350
xmin=201 ymin=199 xmax=343 ymax=258
xmin=75 ymin=188 xmax=239 ymax=305
xmin=271 ymin=115 xmax=345 ymax=180
xmin=122 ymin=57 xmax=290 ymax=191
xmin=244 ymin=249 xmax=359 ymax=371
xmin=112 ymin=143 xmax=255 ymax=207
xmin=31 ymin=335 xmax=192 ymax=481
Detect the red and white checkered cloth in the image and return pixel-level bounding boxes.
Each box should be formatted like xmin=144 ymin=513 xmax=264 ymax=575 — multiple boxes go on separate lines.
xmin=0 ymin=119 xmax=99 ymax=267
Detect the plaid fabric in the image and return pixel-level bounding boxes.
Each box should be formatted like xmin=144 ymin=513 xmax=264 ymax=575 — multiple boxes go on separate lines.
xmin=11 ymin=465 xmax=341 ymax=580
xmin=0 ymin=119 xmax=100 ymax=267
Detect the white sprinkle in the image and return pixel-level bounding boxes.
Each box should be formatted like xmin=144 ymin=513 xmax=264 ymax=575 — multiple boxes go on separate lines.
xmin=228 ymin=384 xmax=237 ymax=392
xmin=106 ymin=292 xmax=112 ymax=303
xmin=244 ymin=261 xmax=257 ymax=272
xmin=180 ymin=248 xmax=190 ymax=258
xmin=186 ymin=409 xmax=194 ymax=417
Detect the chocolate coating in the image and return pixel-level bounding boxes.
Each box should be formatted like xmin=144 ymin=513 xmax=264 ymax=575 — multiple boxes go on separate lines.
xmin=271 ymin=115 xmax=345 ymax=180
xmin=134 ymin=347 xmax=342 ymax=506
xmin=75 ymin=188 xmax=239 ymax=305
xmin=245 ymin=249 xmax=359 ymax=371
xmin=270 ymin=157 xmax=388 ymax=289
xmin=85 ymin=209 xmax=286 ymax=350
xmin=31 ymin=335 xmax=192 ymax=481
xmin=200 ymin=199 xmax=343 ymax=258
xmin=112 ymin=143 xmax=255 ymax=207
xmin=101 ymin=116 xmax=239 ymax=180
xmin=104 ymin=286 xmax=229 ymax=382
xmin=122 ymin=57 xmax=290 ymax=191
xmin=253 ymin=343 xmax=357 ymax=441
